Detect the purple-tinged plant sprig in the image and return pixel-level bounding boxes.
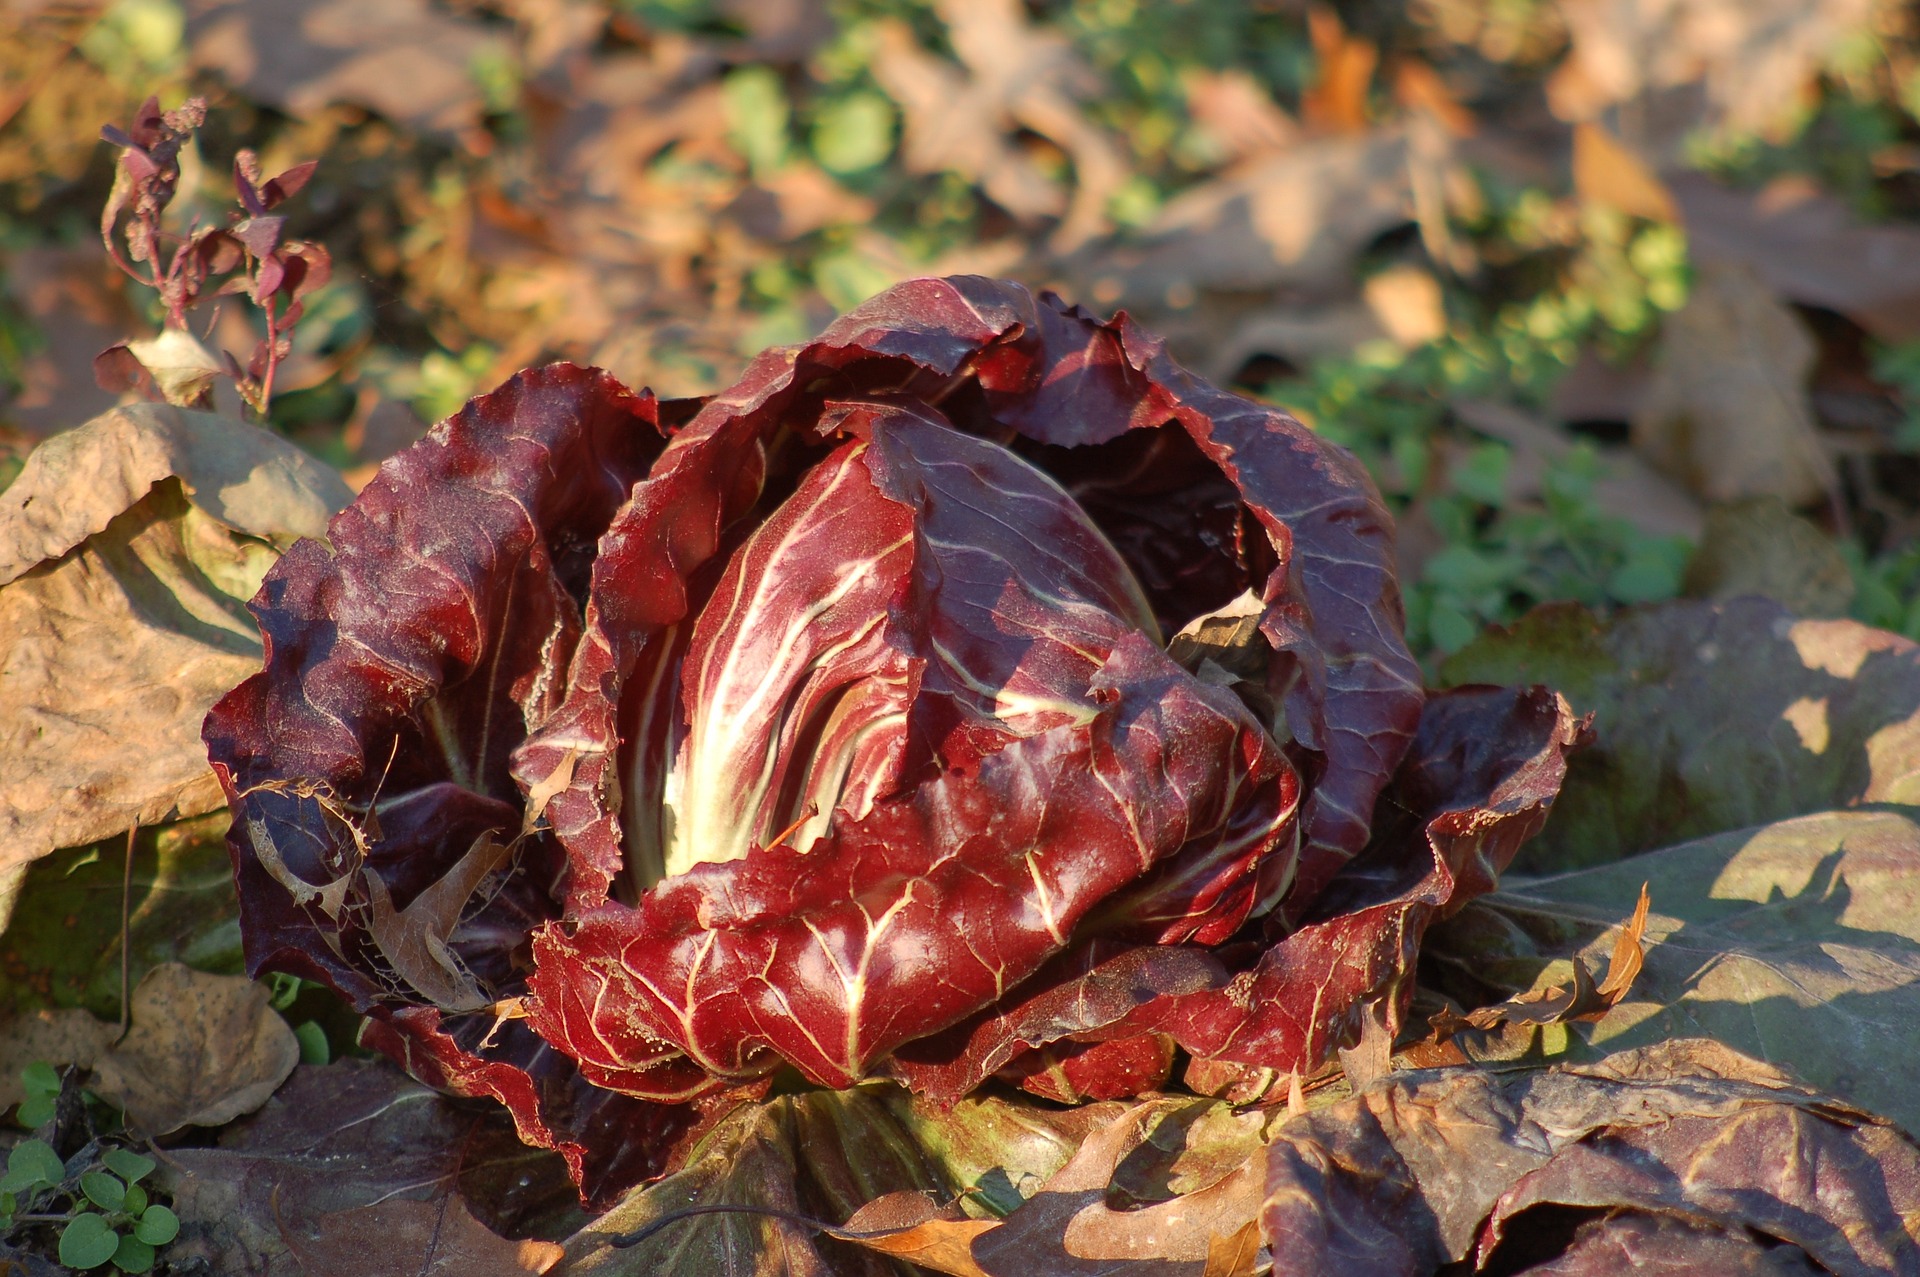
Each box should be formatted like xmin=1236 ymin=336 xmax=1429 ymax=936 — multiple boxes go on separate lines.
xmin=95 ymin=95 xmax=330 ymax=418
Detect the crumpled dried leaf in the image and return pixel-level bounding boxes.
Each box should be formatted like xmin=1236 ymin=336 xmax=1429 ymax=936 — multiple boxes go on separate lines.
xmin=1675 ymin=171 xmax=1920 ymax=341
xmin=99 ymin=327 xmax=226 ymax=410
xmin=1547 ymin=0 xmax=1885 ymax=142
xmin=0 ymin=402 xmax=349 ymax=580
xmin=1428 ymin=882 xmax=1648 ymax=1041
xmin=1632 ymin=261 xmax=1836 ymax=506
xmin=1263 ymin=1039 xmax=1920 ymax=1275
xmin=833 ymin=1194 xmax=997 ymax=1277
xmin=89 ymin=963 xmax=299 ymax=1135
xmin=0 ymin=1007 xmax=116 ymax=1107
xmin=868 ymin=0 xmax=1124 ymax=250
xmin=1439 ymin=806 xmax=1920 ymax=1138
xmin=185 ymin=0 xmax=507 ymax=139
xmin=364 ymin=831 xmax=515 ymax=1013
xmin=1682 ymin=496 xmax=1855 ymax=618
xmin=158 ymin=1058 xmax=572 ymax=1275
xmin=1106 ymin=129 xmax=1414 ymax=304
xmin=0 ymin=404 xmax=349 ymax=878
xmin=281 ymin=1194 xmax=563 ymax=1276
xmin=1441 ymin=597 xmax=1920 ymax=869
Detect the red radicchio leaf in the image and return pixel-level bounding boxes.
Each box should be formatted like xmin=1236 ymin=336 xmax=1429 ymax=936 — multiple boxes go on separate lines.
xmin=515 ymin=277 xmax=1419 ymax=915
xmin=204 ymin=364 xmax=689 ymax=1199
xmin=885 ymin=684 xmax=1583 ymax=1100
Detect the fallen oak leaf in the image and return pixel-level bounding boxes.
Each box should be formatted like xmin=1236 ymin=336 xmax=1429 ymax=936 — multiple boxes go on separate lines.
xmin=90 ymin=963 xmax=299 ymax=1135
xmin=365 ymin=829 xmax=514 ymax=1012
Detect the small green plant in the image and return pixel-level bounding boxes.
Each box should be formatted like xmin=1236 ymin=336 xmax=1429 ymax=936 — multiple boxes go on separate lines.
xmin=266 ymin=972 xmax=334 ymax=1065
xmin=13 ymin=1061 xmax=60 ymax=1129
xmin=1268 ymin=328 xmax=1689 ymax=659
xmin=0 ymin=1137 xmax=178 ymax=1274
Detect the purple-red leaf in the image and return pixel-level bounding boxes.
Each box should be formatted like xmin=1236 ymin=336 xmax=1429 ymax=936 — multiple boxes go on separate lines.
xmin=205 ymin=364 xmax=677 ymax=1199
xmin=263 ymin=159 xmax=319 ymax=209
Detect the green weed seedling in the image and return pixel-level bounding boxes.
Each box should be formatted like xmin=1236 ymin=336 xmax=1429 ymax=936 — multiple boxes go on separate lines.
xmin=2 ymin=1068 xmax=179 ymax=1273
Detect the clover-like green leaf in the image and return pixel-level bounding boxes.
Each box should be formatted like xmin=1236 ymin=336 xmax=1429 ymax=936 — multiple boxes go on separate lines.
xmin=112 ymin=1233 xmax=156 ymax=1274
xmin=81 ymin=1170 xmax=127 ymax=1212
xmin=58 ymin=1212 xmax=120 ymax=1269
xmin=0 ymin=1138 xmax=64 ymax=1194
xmin=16 ymin=1091 xmax=55 ymax=1128
xmin=20 ymin=1060 xmax=60 ymax=1097
xmin=102 ymin=1149 xmax=155 ymax=1186
xmin=134 ymin=1204 xmax=178 ymax=1246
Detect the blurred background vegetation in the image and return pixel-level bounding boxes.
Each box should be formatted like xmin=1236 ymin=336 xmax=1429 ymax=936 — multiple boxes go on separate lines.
xmin=4 ymin=0 xmax=1919 ymax=661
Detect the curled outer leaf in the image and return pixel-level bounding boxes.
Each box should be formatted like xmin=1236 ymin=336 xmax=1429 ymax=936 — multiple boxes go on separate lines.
xmin=890 ymin=684 xmax=1585 ymax=1100
xmin=206 ymin=365 xmax=693 ymax=1202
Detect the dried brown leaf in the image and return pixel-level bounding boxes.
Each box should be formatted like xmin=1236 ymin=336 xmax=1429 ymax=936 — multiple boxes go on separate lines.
xmin=869 ymin=0 xmax=1123 ymax=250
xmin=1675 ymin=171 xmax=1920 ymax=341
xmin=1300 ymin=6 xmax=1377 ymax=134
xmin=282 ymin=1193 xmax=563 ymax=1276
xmin=1106 ymin=128 xmax=1414 ymax=313
xmin=365 ymin=830 xmax=514 ymax=1012
xmin=0 ymin=404 xmax=348 ymax=877
xmin=833 ymin=1194 xmax=997 ymax=1277
xmin=1181 ymin=68 xmax=1295 ymax=164
xmin=1200 ymin=1222 xmax=1261 ymax=1277
xmin=1682 ymin=496 xmax=1855 ymax=618
xmin=1571 ymin=123 xmax=1676 ymax=223
xmin=0 ymin=402 xmax=348 ymax=584
xmin=186 ymin=0 xmax=507 ymax=139
xmin=1633 ymin=261 xmax=1836 ymax=505
xmin=1264 ymin=1039 xmax=1920 ymax=1275
xmin=0 ymin=487 xmax=271 ymax=875
xmin=90 ymin=963 xmax=299 ymax=1135
xmin=0 ymin=1007 xmax=116 ymax=1107
xmin=1547 ymin=0 xmax=1884 ymax=141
